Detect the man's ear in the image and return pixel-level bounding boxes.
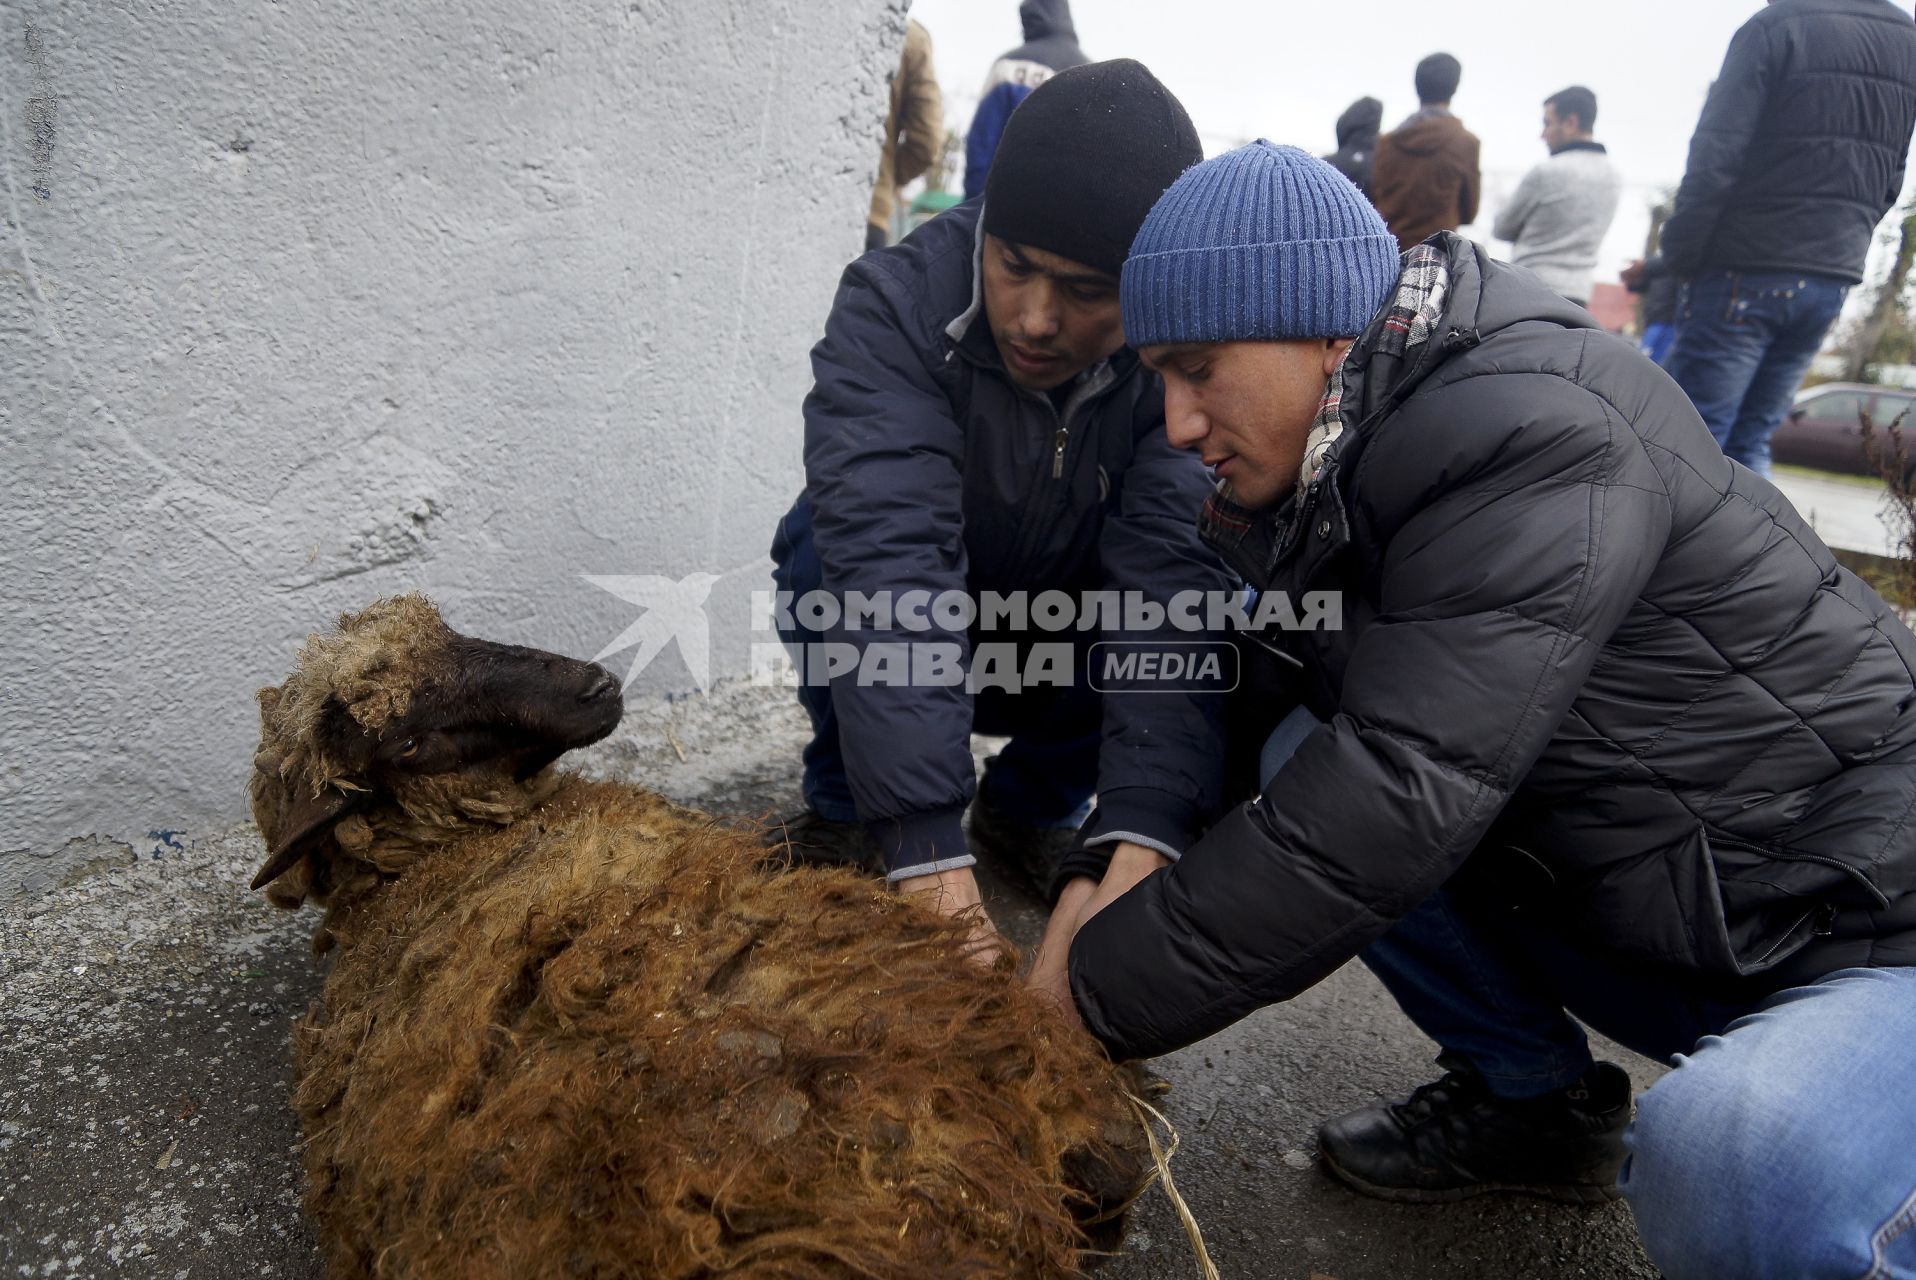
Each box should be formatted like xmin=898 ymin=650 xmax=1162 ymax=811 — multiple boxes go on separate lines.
xmin=1323 ymin=337 xmax=1357 ymax=375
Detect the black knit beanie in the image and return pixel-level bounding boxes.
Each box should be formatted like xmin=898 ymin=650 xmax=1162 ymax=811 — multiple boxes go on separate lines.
xmin=982 ymin=59 xmax=1202 ymax=278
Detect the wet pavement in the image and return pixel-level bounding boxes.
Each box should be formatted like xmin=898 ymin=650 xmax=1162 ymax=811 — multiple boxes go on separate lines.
xmin=2 ymin=682 xmax=1671 ymax=1280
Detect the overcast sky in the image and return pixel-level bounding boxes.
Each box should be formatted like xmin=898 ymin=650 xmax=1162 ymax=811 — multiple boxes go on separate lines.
xmin=904 ymin=0 xmax=1914 ymax=291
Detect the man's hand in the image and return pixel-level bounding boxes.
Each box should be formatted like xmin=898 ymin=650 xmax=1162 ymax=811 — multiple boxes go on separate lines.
xmin=895 ymin=865 xmax=1003 ymax=966
xmin=1621 ymin=258 xmax=1649 ymax=293
xmin=1025 ymin=841 xmax=1171 ymax=1029
xmin=1027 ymin=875 xmax=1098 ymax=1028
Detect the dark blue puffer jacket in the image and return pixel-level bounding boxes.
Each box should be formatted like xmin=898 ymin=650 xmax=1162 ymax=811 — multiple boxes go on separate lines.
xmin=777 ymin=200 xmax=1232 ymax=873
xmin=963 ymin=0 xmax=1091 ymax=199
xmin=1660 ymin=0 xmax=1916 ymax=283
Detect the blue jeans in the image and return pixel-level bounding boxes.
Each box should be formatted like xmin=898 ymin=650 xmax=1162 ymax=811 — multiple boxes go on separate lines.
xmin=1258 ymin=710 xmax=1916 ymax=1278
xmin=1624 ymin=968 xmax=1916 ymax=1280
xmin=770 ymin=496 xmax=1099 ymax=827
xmin=1662 ymin=271 xmax=1848 ymax=477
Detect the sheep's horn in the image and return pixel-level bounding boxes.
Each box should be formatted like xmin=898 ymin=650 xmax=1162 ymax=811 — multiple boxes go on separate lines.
xmin=248 ymin=761 xmax=362 ymax=890
xmin=251 ymin=838 xmax=319 ymax=892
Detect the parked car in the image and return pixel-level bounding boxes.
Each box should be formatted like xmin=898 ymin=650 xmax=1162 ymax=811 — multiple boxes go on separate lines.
xmin=1771 ymin=382 xmax=1916 ymax=478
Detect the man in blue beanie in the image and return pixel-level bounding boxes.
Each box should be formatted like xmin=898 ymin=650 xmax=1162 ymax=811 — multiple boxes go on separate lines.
xmin=1032 ymin=140 xmax=1916 ymax=1278
xmin=767 ymin=60 xmax=1232 ymax=944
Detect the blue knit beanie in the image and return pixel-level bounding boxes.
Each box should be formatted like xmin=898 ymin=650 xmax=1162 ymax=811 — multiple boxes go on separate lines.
xmin=1121 ymin=141 xmax=1401 ymax=348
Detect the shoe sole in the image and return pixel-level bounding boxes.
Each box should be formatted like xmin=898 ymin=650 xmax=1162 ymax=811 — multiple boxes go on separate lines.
xmin=1319 ymin=1149 xmax=1623 ymax=1205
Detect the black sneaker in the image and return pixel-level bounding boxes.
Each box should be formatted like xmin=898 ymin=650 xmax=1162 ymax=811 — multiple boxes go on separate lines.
xmin=966 ymin=770 xmax=1081 ymax=898
xmin=1317 ymin=1055 xmax=1632 ymax=1204
xmin=762 ymin=809 xmax=881 ymax=875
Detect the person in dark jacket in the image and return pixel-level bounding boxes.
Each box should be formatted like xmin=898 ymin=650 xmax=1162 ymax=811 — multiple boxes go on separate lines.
xmin=1632 ymin=262 xmax=1681 ymax=364
xmin=1369 ymin=53 xmax=1481 ymax=251
xmin=769 ymin=61 xmax=1230 ymax=941
xmin=1653 ymin=0 xmax=1916 ymax=476
xmin=1323 ymin=96 xmax=1382 ymax=198
xmin=1032 ymin=142 xmax=1916 ymax=1279
xmin=963 ymin=0 xmax=1090 ymax=201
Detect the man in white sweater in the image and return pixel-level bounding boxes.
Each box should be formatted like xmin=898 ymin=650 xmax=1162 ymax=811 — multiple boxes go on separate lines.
xmin=1492 ymin=86 xmax=1622 ymax=307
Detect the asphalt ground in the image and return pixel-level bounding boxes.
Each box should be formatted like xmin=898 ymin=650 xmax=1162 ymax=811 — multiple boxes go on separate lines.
xmin=0 ymin=682 xmax=1668 ymax=1280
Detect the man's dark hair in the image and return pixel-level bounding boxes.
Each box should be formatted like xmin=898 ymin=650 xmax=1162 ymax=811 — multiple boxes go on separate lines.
xmin=1545 ymin=85 xmax=1599 ymax=133
xmin=1414 ymin=53 xmax=1462 ymax=105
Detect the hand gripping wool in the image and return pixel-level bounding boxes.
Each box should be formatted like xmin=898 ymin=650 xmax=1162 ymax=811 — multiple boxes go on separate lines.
xmin=248 ymin=595 xmax=1146 ymax=1280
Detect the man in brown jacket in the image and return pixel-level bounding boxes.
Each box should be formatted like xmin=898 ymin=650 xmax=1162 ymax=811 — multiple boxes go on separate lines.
xmin=867 ymin=20 xmax=944 ymax=251
xmin=1370 ymin=52 xmax=1481 ymax=252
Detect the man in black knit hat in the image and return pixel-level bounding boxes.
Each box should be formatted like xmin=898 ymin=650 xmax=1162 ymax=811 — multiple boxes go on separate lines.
xmin=766 ymin=61 xmax=1230 ymax=943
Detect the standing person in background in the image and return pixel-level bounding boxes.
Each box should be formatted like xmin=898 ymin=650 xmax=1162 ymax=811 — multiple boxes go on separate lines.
xmin=1635 ymin=268 xmax=1681 ymax=365
xmin=1324 ymin=96 xmax=1383 ymax=199
xmin=1627 ymin=208 xmax=1683 ymax=366
xmin=867 ymin=19 xmax=944 ymax=253
xmin=1370 ymin=53 xmax=1482 ymax=252
xmin=962 ymin=0 xmax=1089 ymax=201
xmin=1649 ymin=0 xmax=1916 ymax=477
xmin=1492 ymin=86 xmax=1621 ymax=308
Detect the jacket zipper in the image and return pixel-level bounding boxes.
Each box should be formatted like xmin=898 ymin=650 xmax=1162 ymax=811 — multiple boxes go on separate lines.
xmin=1006 ymin=393 xmax=1067 ymax=578
xmin=1042 ymin=366 xmax=1109 ymax=483
xmin=1709 ymin=832 xmax=1893 ymax=910
xmin=945 ymin=318 xmax=1123 ymax=581
xmin=1003 ymin=365 xmax=1115 ymax=576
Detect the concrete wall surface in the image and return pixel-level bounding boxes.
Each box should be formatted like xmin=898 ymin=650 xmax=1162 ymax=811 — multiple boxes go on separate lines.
xmin=1 ymin=0 xmax=907 ymax=895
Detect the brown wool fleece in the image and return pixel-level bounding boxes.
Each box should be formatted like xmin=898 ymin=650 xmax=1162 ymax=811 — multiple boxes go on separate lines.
xmin=250 ymin=598 xmax=1146 ymax=1279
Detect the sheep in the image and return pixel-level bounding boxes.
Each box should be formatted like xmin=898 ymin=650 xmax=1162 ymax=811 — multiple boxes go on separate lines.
xmin=248 ymin=594 xmax=1148 ymax=1279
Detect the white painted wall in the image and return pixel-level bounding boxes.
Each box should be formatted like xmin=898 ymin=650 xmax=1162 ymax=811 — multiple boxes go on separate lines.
xmin=1 ymin=0 xmax=906 ymax=895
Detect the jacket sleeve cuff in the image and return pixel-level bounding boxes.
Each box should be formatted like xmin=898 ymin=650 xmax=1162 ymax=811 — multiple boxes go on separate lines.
xmin=1081 ymin=786 xmax=1200 ymax=860
xmin=887 ymin=854 xmax=980 ymax=883
xmin=1048 ymin=787 xmax=1200 ymax=903
xmin=868 ymin=805 xmax=970 ymax=879
xmin=1084 ymin=829 xmax=1182 ymax=858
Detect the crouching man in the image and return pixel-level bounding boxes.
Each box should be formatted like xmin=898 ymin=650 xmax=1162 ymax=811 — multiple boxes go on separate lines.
xmin=768 ymin=61 xmax=1233 ymax=937
xmin=1035 ymin=142 xmax=1916 ymax=1279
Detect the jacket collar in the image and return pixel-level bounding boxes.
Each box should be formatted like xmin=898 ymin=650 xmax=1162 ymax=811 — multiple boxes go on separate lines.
xmin=1343 ymin=232 xmax=1487 ymax=422
xmin=1395 ymin=104 xmax=1454 ymax=129
xmin=943 ymin=207 xmax=991 ymax=349
xmin=1550 ymin=139 xmax=1608 ymax=157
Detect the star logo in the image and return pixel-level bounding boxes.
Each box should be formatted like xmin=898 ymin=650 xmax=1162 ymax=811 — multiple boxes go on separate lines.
xmin=583 ymin=572 xmax=722 ymax=692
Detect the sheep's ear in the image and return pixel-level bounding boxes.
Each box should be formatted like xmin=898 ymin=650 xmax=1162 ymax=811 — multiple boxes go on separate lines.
xmin=248 ymin=753 xmax=363 ymax=891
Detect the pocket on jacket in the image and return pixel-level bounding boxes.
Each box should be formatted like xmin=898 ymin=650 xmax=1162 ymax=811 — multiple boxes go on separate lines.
xmin=1691 ymin=828 xmax=1874 ymax=977
xmin=1566 ymin=826 xmax=1836 ymax=978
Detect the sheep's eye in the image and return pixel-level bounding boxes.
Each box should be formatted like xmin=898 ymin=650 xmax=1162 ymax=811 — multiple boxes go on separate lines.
xmin=395 ymin=739 xmax=420 ymax=760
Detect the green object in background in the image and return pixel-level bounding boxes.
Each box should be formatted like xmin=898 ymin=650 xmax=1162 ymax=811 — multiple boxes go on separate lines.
xmin=905 ymin=189 xmax=963 ymax=234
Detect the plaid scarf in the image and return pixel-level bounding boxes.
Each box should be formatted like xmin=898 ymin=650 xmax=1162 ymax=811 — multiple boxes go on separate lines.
xmin=1198 ymin=243 xmax=1452 ymax=567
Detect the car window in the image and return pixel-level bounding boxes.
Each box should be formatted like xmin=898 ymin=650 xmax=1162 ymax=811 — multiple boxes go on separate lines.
xmin=1804 ymin=391 xmax=1869 ymax=426
xmin=1872 ymin=392 xmax=1916 ymax=431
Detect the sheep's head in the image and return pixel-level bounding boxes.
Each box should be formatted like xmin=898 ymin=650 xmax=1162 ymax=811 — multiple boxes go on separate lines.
xmin=248 ymin=594 xmax=623 ymax=897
